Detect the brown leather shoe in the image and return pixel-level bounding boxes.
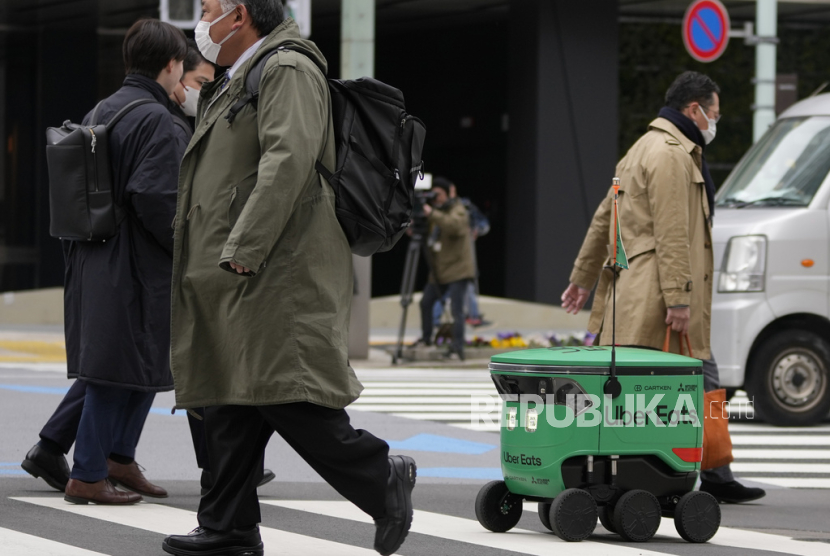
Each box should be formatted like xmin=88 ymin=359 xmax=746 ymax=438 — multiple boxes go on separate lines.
xmin=65 ymin=478 xmax=142 ymax=505
xmin=107 ymin=459 xmax=168 ymax=498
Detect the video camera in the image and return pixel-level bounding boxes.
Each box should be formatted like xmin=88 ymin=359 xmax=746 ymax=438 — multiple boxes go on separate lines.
xmin=410 ymin=173 xmax=435 ymax=235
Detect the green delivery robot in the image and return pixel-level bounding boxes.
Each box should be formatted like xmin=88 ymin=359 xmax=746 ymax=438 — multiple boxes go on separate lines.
xmin=474 ymin=345 xmax=721 ymax=543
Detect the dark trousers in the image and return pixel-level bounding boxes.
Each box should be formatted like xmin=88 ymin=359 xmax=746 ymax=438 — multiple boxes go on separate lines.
xmin=41 ymin=379 xmax=213 ymax=473
xmin=187 ymin=408 xmax=211 ymax=470
xmin=420 ymin=279 xmax=468 ymax=354
xmin=40 ymin=379 xmax=87 ymax=454
xmin=70 ymin=383 xmax=154 ymax=482
xmin=198 ymin=403 xmax=390 ymax=532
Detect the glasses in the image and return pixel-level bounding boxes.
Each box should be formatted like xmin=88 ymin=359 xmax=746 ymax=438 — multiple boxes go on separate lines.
xmin=699 ymin=103 xmax=721 ymax=123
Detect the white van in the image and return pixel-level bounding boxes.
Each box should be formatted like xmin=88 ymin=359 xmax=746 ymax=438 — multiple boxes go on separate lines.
xmin=712 ymin=93 xmax=830 ymax=426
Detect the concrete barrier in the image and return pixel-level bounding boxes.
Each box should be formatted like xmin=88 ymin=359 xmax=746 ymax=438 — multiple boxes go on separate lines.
xmin=369 ymin=294 xmax=589 ymax=331
xmin=0 ymin=288 xmax=64 ymax=326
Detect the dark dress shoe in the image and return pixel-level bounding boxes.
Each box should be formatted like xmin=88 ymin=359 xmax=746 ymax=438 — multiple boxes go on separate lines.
xmin=107 ymin=459 xmax=168 ymax=498
xmin=21 ymin=444 xmax=70 ymax=492
xmin=162 ymin=526 xmax=263 ymax=556
xmin=700 ymin=480 xmax=766 ymax=503
xmin=374 ymin=455 xmax=417 ymax=556
xmin=200 ymin=469 xmax=276 ymax=496
xmin=65 ymin=478 xmax=142 ymax=505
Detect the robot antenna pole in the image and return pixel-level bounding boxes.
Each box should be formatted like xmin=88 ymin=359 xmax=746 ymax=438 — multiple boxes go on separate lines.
xmin=604 ymin=177 xmax=622 ymax=398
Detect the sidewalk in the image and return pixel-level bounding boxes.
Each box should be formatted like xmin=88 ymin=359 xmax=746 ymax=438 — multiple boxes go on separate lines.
xmin=0 ymin=288 xmax=590 ymax=368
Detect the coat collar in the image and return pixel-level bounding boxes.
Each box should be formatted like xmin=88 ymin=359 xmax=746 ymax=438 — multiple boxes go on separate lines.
xmin=123 ymin=74 xmax=172 ymax=106
xmin=648 ymin=117 xmax=699 ymax=154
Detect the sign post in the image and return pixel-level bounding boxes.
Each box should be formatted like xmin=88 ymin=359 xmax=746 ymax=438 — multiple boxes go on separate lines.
xmin=286 ymin=0 xmax=312 ymax=39
xmin=682 ymin=0 xmax=730 ymax=63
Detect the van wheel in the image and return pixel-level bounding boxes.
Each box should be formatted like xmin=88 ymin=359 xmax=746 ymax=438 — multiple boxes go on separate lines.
xmin=746 ymin=330 xmax=830 ymax=426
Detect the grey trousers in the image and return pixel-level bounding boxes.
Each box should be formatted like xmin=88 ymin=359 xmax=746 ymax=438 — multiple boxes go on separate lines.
xmin=701 ymin=356 xmax=735 ymax=484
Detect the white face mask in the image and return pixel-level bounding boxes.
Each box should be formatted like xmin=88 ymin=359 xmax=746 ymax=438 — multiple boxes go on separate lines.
xmin=194 ymin=8 xmax=238 ymax=64
xmin=181 ymin=85 xmax=200 ymax=117
xmin=699 ymin=108 xmax=717 ymax=145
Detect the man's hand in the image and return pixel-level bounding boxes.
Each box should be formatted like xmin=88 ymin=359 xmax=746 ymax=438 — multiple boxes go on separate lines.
xmin=561 ymin=283 xmax=590 ymax=314
xmin=422 ymin=203 xmax=433 ymax=217
xmin=666 ymin=306 xmax=691 ymax=335
xmin=229 ymin=262 xmax=251 ymax=275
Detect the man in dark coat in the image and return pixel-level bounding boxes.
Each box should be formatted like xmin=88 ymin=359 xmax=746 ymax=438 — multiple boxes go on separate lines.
xmin=23 ymin=19 xmax=188 ymax=506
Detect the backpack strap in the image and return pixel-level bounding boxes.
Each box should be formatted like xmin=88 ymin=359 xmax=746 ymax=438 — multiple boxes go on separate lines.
xmin=171 ymin=113 xmax=193 ymax=139
xmin=226 ymin=48 xmax=283 ymax=124
xmin=92 ymin=98 xmax=157 ymax=225
xmin=106 ymin=98 xmax=157 ymax=128
xmin=227 ymin=46 xmax=334 ymax=186
xmin=90 ymin=100 xmax=105 ymax=126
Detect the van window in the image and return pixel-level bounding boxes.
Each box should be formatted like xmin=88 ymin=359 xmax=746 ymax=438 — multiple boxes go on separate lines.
xmin=718 ymin=117 xmax=830 ymax=208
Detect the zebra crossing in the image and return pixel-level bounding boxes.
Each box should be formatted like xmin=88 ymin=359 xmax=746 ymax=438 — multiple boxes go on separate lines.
xmin=350 ymin=369 xmax=830 ymax=489
xmin=5 ymin=495 xmax=830 ymax=556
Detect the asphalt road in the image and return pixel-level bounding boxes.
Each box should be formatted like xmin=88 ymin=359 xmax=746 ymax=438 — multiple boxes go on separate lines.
xmin=2 ymin=362 xmax=829 ymax=556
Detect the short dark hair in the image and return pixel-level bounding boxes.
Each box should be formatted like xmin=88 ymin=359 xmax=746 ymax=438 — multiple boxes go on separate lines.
xmin=183 ymin=40 xmax=209 ymax=74
xmin=220 ymin=0 xmax=285 ymax=37
xmin=432 ymin=176 xmax=453 ymax=195
xmin=123 ymin=19 xmax=188 ymax=79
xmin=665 ymin=71 xmax=721 ymax=110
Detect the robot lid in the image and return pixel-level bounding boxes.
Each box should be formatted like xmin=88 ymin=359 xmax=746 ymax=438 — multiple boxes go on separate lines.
xmin=491 ymin=346 xmax=701 ymax=369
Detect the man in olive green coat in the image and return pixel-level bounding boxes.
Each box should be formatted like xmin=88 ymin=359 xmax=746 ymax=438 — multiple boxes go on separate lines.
xmin=419 ymin=177 xmax=475 ymax=360
xmin=561 ymin=71 xmax=764 ymax=505
xmin=163 ymin=3 xmax=415 ymax=556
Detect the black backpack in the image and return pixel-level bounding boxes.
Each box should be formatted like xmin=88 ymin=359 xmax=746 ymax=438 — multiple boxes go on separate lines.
xmin=226 ymin=46 xmax=427 ymax=257
xmin=45 ymin=99 xmax=155 ymax=241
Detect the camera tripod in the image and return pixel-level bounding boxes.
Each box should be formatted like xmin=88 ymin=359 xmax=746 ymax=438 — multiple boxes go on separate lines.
xmin=392 ymin=227 xmax=427 ymax=364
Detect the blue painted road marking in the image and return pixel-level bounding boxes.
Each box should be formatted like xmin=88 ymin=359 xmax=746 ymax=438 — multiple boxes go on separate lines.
xmin=418 ymin=467 xmax=502 ymax=480
xmin=0 ymin=384 xmax=69 ymax=395
xmin=387 ymin=434 xmax=495 ymax=455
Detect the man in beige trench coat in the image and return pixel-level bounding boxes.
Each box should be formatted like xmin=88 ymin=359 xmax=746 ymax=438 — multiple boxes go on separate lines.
xmin=162 ymin=2 xmax=415 ymax=555
xmin=561 ymin=71 xmax=765 ymax=504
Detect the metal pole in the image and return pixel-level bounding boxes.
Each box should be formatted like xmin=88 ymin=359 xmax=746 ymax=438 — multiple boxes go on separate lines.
xmin=753 ymin=0 xmax=777 ymax=143
xmin=342 ymin=0 xmax=375 ymax=359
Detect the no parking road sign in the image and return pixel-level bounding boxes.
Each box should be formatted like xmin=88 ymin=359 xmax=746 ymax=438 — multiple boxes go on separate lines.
xmin=683 ymin=0 xmax=731 ymax=63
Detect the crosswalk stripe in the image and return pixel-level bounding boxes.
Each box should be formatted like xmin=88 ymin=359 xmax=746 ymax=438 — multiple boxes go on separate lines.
xmin=355 ymin=396 xmax=490 ymax=403
xmin=263 ymin=500 xmax=675 ymax=556
xmin=729 ymin=424 xmax=830 ymax=433
xmin=529 ymin=502 xmax=830 ymax=556
xmin=363 ymin=383 xmax=495 ymax=389
xmin=0 ymin=527 xmax=108 ymax=556
xmin=733 ymin=449 xmax=830 ymax=459
xmin=12 ymin=497 xmax=378 ymax=555
xmin=654 ymin=512 xmax=829 ymax=556
xmin=730 ymin=435 xmax=830 ymax=446
xmin=730 ymin=463 xmax=830 ymax=473
xmin=742 ymin=478 xmax=830 ymax=488
xmin=353 ymin=405 xmax=497 ymax=413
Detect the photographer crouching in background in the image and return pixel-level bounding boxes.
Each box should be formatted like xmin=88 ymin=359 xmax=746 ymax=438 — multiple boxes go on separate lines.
xmin=417 ymin=177 xmax=475 ymax=360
